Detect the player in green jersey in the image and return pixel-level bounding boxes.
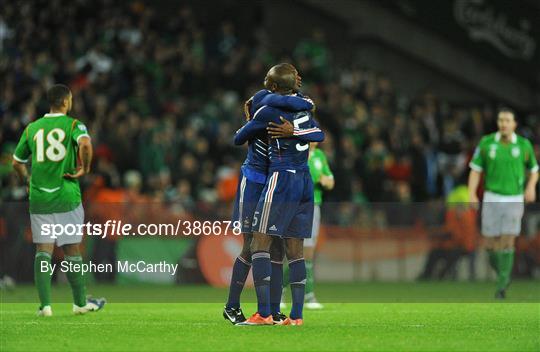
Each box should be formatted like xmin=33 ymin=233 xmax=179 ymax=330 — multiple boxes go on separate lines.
xmin=468 ymin=108 xmax=538 ymax=299
xmin=282 ymin=142 xmax=334 ymax=309
xmin=12 ymin=84 xmax=105 ymax=316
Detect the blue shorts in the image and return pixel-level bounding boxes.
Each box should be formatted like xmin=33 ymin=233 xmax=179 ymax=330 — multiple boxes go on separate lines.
xmin=232 ymin=170 xmax=266 ymax=234
xmin=252 ymin=170 xmax=314 ymax=239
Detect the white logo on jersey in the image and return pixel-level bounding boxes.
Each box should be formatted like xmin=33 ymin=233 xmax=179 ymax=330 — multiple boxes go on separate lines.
xmin=512 ymin=147 xmax=520 ymax=158
xmin=78 ymin=124 xmax=87 ymax=132
xmin=269 ymin=225 xmax=277 ymax=231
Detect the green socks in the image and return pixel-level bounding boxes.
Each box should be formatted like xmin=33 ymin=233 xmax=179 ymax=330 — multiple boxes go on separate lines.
xmin=34 ymin=252 xmax=52 ymax=309
xmin=34 ymin=252 xmax=88 ymax=308
xmin=64 ymin=255 xmax=87 ymax=307
xmin=487 ymin=248 xmax=514 ymax=291
xmin=305 ymin=260 xmax=314 ymax=296
xmin=495 ymin=249 xmax=515 ymax=291
xmin=487 ymin=250 xmax=499 ymax=274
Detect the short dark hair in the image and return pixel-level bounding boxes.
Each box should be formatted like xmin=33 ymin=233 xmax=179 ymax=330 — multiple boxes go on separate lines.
xmin=47 ymin=84 xmax=71 ymax=108
xmin=497 ymin=107 xmax=516 ymax=120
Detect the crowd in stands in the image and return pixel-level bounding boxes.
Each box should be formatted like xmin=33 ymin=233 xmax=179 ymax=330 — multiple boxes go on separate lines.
xmin=1 ymin=0 xmax=539 ymax=210
xmin=1 ymin=0 xmax=540 ymax=283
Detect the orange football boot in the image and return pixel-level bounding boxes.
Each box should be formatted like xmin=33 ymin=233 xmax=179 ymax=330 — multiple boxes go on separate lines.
xmin=237 ymin=312 xmax=274 ymax=326
xmin=282 ymin=317 xmax=303 ymax=326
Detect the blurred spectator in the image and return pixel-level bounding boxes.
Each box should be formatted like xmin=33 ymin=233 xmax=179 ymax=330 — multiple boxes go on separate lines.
xmin=417 ymin=185 xmax=478 ymax=281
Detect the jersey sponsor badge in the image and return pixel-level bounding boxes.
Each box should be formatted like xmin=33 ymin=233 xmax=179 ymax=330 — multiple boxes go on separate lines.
xmin=78 ymin=124 xmax=87 ymax=132
xmin=489 ymin=144 xmax=497 ymax=159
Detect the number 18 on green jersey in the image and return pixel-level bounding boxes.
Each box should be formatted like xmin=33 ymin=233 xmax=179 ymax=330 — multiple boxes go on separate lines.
xmin=13 ymin=113 xmax=90 ymax=214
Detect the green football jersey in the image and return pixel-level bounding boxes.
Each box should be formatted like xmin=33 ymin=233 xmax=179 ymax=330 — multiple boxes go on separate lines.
xmin=13 ymin=113 xmax=90 ymax=214
xmin=308 ymin=148 xmax=334 ymax=205
xmin=469 ymin=132 xmax=538 ymax=196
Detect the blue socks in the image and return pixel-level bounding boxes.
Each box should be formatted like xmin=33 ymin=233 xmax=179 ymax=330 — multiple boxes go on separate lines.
xmin=252 ymin=251 xmax=271 ymax=317
xmin=270 ymin=261 xmax=283 ymax=315
xmin=289 ymin=258 xmax=306 ymax=319
xmin=226 ymin=256 xmax=251 ymax=309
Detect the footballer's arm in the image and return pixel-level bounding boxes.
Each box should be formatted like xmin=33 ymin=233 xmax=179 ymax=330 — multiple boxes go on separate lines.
xmin=259 ymin=93 xmax=313 ymax=112
xmin=12 ymin=158 xmax=30 ymax=188
xmin=525 ymin=170 xmax=538 ymax=203
xmin=267 ymin=117 xmax=325 ymax=142
xmin=467 ymin=170 xmax=481 ymax=206
xmin=233 ymin=106 xmax=275 ymax=145
xmin=233 ymin=119 xmax=268 ymax=145
xmin=64 ymin=136 xmax=93 ymax=179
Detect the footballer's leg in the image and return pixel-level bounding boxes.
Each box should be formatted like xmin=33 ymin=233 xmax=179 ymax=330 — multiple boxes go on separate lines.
xmin=282 ymin=171 xmax=314 ymax=325
xmin=489 ymin=201 xmax=522 ymax=299
xmin=270 ymin=238 xmax=287 ymax=324
xmin=481 ymin=200 xmax=506 ymax=298
xmin=485 ymin=237 xmax=499 ymax=275
xmin=63 ymin=243 xmax=105 ymax=314
xmin=34 ymin=243 xmax=54 ymax=317
xmin=251 ymin=232 xmax=274 ymax=317
xmin=304 ymin=204 xmax=322 ymax=309
xmin=224 ymin=233 xmax=252 ymax=324
xmin=482 ymin=200 xmax=500 ymax=276
xmin=237 ymin=232 xmax=274 ymax=325
xmin=239 ymin=170 xmax=296 ymax=326
xmin=494 ymin=235 xmax=517 ymax=299
xmin=283 ymin=238 xmax=306 ymax=326
xmin=59 ymin=204 xmax=105 ymax=314
xmin=225 ymin=173 xmax=266 ymax=324
xmin=62 ymin=244 xmax=87 ymax=309
xmin=493 ymin=201 xmax=524 ymax=298
xmin=62 ymin=244 xmax=104 ymax=314
xmin=31 ymin=211 xmax=56 ymax=316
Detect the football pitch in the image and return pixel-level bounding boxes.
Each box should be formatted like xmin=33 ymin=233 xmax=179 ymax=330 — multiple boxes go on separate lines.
xmin=1 ymin=282 xmax=539 ymax=351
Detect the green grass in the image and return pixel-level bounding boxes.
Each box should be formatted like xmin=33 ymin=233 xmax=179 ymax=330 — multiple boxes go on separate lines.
xmin=2 ymin=283 xmax=539 ymax=351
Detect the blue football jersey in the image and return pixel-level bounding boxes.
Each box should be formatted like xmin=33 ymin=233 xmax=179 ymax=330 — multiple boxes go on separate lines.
xmin=234 ymin=105 xmax=324 ymax=173
xmin=268 ymin=110 xmax=321 ymax=172
xmin=238 ymin=90 xmax=314 ymax=183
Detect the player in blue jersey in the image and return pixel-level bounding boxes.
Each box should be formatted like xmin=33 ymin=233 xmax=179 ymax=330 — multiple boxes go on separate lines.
xmin=234 ymin=64 xmax=324 ymax=326
xmin=223 ymin=65 xmax=322 ymax=325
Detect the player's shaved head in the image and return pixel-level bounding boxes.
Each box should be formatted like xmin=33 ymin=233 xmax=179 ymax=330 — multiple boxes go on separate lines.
xmin=47 ymin=84 xmax=72 ymax=110
xmin=264 ymin=63 xmax=301 ymax=94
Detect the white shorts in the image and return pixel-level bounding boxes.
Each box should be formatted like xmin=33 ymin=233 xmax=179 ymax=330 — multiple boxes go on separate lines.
xmin=304 ymin=204 xmax=320 ymax=247
xmin=481 ymin=191 xmax=524 ymax=237
xmin=30 ymin=204 xmax=85 ymax=246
